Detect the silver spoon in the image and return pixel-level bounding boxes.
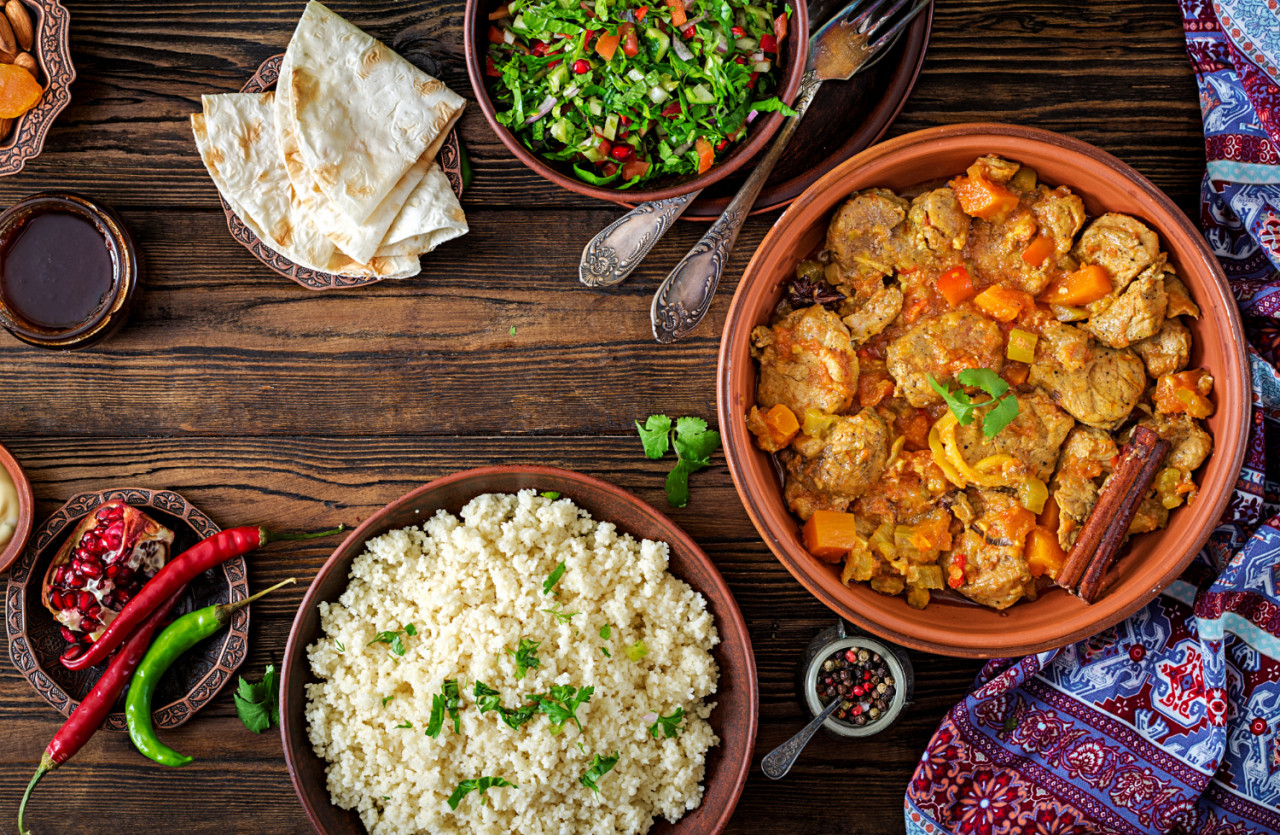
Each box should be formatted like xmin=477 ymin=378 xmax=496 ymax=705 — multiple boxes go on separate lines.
xmin=760 ymin=697 xmax=842 ymax=780
xmin=577 ymin=0 xmax=930 ymax=295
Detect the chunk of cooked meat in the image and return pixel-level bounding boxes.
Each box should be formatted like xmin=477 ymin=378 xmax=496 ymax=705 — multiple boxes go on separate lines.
xmin=908 ymin=188 xmax=969 ymax=253
xmin=782 ymin=410 xmax=890 ymax=520
xmin=1050 ymin=426 xmax=1118 ymax=549
xmin=885 ymin=310 xmax=1005 ymax=407
xmin=952 ymin=392 xmax=1075 ymax=482
xmin=1031 ymin=188 xmax=1086 ymax=256
xmin=1133 ymin=318 xmax=1192 ymax=377
xmin=1164 ymin=275 xmax=1201 ymax=318
xmin=1084 ymin=271 xmax=1168 ymax=348
xmin=842 ymin=284 xmax=904 ymax=345
xmin=752 ymin=305 xmax=859 ymax=415
xmin=1029 ymin=322 xmax=1146 ymax=430
xmin=856 ymin=449 xmax=954 ymax=525
xmin=1135 ymin=411 xmax=1213 ymax=475
xmin=952 ymin=490 xmax=1036 ymax=610
xmin=966 ymin=210 xmax=1053 ymax=295
xmin=1073 ymin=213 xmax=1160 ymax=289
xmin=826 ymin=188 xmax=910 ymax=278
xmin=976 ymin=154 xmax=1020 ymax=183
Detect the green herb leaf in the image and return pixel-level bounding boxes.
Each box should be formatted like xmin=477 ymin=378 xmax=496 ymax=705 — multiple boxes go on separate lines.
xmin=404 ymin=623 xmax=418 ymax=637
xmin=443 ymin=679 xmax=463 ymax=734
xmin=335 ymin=640 xmax=345 ymax=653
xmin=927 ymin=374 xmax=976 ymax=424
xmin=648 ymin=707 xmax=685 ymax=739
xmin=473 ymin=681 xmax=537 ymax=729
xmin=580 ymin=752 xmax=620 ymax=794
xmin=368 ymin=625 xmax=414 ymax=657
xmin=625 ymin=640 xmax=649 ymax=662
xmin=509 ymin=325 xmax=517 ymax=335
xmin=956 ymin=368 xmax=1009 ymax=400
xmin=425 ymin=693 xmax=446 ymax=737
xmin=394 ymin=719 xmax=413 ymax=729
xmin=599 ymin=624 xmax=611 ymax=640
xmin=542 ymin=562 xmax=567 ymax=596
xmin=233 ymin=664 xmax=280 ymax=734
xmin=447 ymin=776 xmax=518 ymax=810
xmin=664 ymin=458 xmax=695 ymax=508
xmin=929 ymin=369 xmax=1020 ymax=438
xmin=541 ymin=491 xmax=561 ymax=499
xmin=600 ymin=646 xmax=611 ymax=657
xmin=542 ymin=602 xmax=580 ymax=624
xmin=635 ymin=414 xmax=673 ymax=459
xmin=982 ymin=392 xmax=1021 ymax=438
xmin=674 ymin=416 xmax=721 ymax=466
xmin=525 ymin=684 xmax=595 ymax=733
xmin=507 ymin=637 xmax=542 ymax=681
xmin=382 ymin=695 xmax=395 ymax=707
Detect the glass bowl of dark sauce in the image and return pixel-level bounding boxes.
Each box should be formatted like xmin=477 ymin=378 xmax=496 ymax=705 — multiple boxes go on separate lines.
xmin=0 ymin=192 xmax=138 ymax=349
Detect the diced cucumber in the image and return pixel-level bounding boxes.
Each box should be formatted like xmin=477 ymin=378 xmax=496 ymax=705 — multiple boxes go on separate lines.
xmin=642 ymin=27 xmax=669 ymax=61
xmin=548 ymin=62 xmax=570 ymax=93
xmin=588 ymin=97 xmax=603 ymax=117
xmin=603 ymin=112 xmax=620 ymax=141
xmin=687 ymin=83 xmax=715 ymax=103
xmin=648 ymin=85 xmax=670 ymax=104
xmin=551 ymin=117 xmax=572 ymax=144
xmin=626 ymin=67 xmax=647 ymax=83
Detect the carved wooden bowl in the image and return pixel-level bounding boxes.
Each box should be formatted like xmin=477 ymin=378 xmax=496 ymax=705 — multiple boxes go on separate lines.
xmin=4 ymin=487 xmax=249 ymax=730
xmin=0 ymin=0 xmax=75 ymax=177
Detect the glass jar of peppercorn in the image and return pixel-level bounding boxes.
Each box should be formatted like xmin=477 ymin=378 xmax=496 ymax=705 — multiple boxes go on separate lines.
xmin=802 ymin=634 xmax=912 ymax=738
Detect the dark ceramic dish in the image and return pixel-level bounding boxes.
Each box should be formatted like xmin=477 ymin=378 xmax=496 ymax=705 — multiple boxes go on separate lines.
xmin=0 ymin=0 xmax=74 ymax=177
xmin=219 ymin=55 xmax=466 ymax=292
xmin=463 ymin=0 xmax=809 ymax=204
xmin=281 ymin=466 xmax=757 ymax=835
xmin=0 ymin=192 xmax=139 ymax=350
xmin=0 ymin=440 xmax=34 ymax=574
xmin=4 ymin=487 xmax=249 ymax=729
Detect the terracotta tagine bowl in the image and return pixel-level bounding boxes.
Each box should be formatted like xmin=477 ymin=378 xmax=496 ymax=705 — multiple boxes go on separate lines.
xmin=717 ymin=122 xmax=1250 ymax=658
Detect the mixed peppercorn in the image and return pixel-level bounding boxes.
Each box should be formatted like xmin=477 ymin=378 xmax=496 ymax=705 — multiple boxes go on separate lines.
xmin=816 ymin=646 xmax=896 ymax=726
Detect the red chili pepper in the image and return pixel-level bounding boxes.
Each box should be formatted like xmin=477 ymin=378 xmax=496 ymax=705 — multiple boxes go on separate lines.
xmin=748 ymin=71 xmax=759 ymax=88
xmin=635 ymin=4 xmax=649 ymax=20
xmin=716 ymin=138 xmax=728 ymax=151
xmin=18 ymin=588 xmax=187 ymax=834
xmin=619 ymin=114 xmax=631 ymax=125
xmin=760 ymin=33 xmax=778 ymax=52
xmin=730 ymin=25 xmax=746 ymax=37
xmin=62 ymin=525 xmax=343 ymax=672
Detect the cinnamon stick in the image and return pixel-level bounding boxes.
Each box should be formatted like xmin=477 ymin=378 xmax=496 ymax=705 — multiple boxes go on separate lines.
xmin=1055 ymin=426 xmax=1170 ymax=601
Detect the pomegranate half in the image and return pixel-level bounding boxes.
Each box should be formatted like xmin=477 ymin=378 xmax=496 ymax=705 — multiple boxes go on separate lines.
xmin=40 ymin=500 xmax=174 ymax=644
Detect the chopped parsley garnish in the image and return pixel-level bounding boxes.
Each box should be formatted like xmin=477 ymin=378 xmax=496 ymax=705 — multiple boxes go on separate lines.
xmin=526 ymin=684 xmax=594 ymax=734
xmin=541 ymin=490 xmax=561 ymax=499
xmin=381 ymin=695 xmax=395 ymax=707
xmin=507 ymin=637 xmax=542 ymax=681
xmin=368 ymin=623 xmax=417 ymax=657
xmin=474 ymin=681 xmax=502 ymax=712
xmin=648 ymin=707 xmax=685 ymax=739
xmin=394 ymin=720 xmax=413 ymax=729
xmin=580 ymin=752 xmax=620 ymax=794
xmin=542 ymin=602 xmax=580 ymax=624
xmin=625 ymin=640 xmax=649 ymax=662
xmin=636 ymin=414 xmax=721 ymax=507
xmin=542 ymin=561 xmax=567 ymax=595
xmin=600 ymin=623 xmax=612 ymax=657
xmin=233 ymin=664 xmax=280 ymax=734
xmin=426 ymin=679 xmax=464 ymax=737
xmin=447 ymin=776 xmax=518 ymax=810
xmin=927 ymin=369 xmax=1020 ymax=438
xmin=475 ymin=681 xmax=538 ymax=729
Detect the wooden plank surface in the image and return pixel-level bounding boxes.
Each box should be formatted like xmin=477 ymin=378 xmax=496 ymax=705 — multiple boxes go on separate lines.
xmin=0 ymin=0 xmax=1205 ymax=832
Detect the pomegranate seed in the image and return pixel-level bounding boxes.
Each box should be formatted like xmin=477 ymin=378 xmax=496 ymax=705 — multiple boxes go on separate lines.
xmin=78 ymin=631 xmax=93 ymax=644
xmin=115 ymin=567 xmax=133 ymax=585
xmin=103 ymin=521 xmax=124 ymax=550
xmin=61 ymin=645 xmax=84 ymax=662
xmin=748 ymin=71 xmax=759 ymax=88
xmin=85 ymin=602 xmax=102 ymax=618
xmin=682 ymin=25 xmax=695 ymax=38
xmin=116 ymin=589 xmax=133 ymax=605
xmin=59 ymin=626 xmax=77 ymax=643
xmin=80 ymin=561 xmax=102 ymax=578
xmin=572 ymin=59 xmax=590 ymax=74
xmin=80 ymin=616 xmax=100 ymax=632
xmin=547 ymin=58 xmax=562 ymax=69
xmin=67 ymin=574 xmax=87 ymax=589
xmin=531 ymin=40 xmax=548 ymax=56
xmin=77 ymin=590 xmax=94 ymax=610
xmin=610 ymin=144 xmax=634 ymax=161
xmin=105 ymin=563 xmax=120 ymax=579
xmin=49 ymin=591 xmax=63 ymax=609
xmin=734 ymin=55 xmax=746 ymax=64
xmin=54 ymin=565 xmax=69 ymax=585
xmin=730 ymin=25 xmax=745 ymax=36
xmin=97 ymin=506 xmax=114 ymax=521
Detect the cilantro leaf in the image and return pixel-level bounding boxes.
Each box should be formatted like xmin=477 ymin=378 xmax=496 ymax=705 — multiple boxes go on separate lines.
xmin=599 ymin=624 xmax=611 ymax=640
xmin=404 ymin=623 xmax=417 ymax=637
xmin=474 ymin=681 xmax=502 ymax=713
xmin=542 ymin=561 xmax=567 ymax=596
xmin=635 ymin=414 xmax=673 ymax=459
xmin=368 ymin=625 xmax=414 ymax=657
xmin=956 ymin=368 xmax=1009 ymax=399
xmin=447 ymin=776 xmax=518 ymax=810
xmin=233 ymin=664 xmax=280 ymax=734
xmin=648 ymin=707 xmax=685 ymax=739
xmin=443 ymin=679 xmax=463 ymax=734
xmin=334 ymin=640 xmax=345 ymax=653
xmin=927 ymin=374 xmax=976 ymax=424
xmin=982 ymin=392 xmax=1021 ymax=438
xmin=542 ymin=602 xmax=580 ymax=624
xmin=507 ymin=637 xmax=542 ymax=681
xmin=665 ymin=458 xmax=695 ymax=508
xmin=395 ymin=719 xmax=413 ymax=729
xmin=580 ymin=752 xmax=620 ymax=794
xmin=425 ymin=693 xmax=446 ymax=737
xmin=525 ymin=684 xmax=594 ymax=733
xmin=382 ymin=695 xmax=395 ymax=707
xmin=929 ymin=369 xmax=1020 ymax=437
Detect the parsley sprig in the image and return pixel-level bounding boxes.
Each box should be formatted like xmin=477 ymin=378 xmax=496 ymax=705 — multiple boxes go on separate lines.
xmin=447 ymin=776 xmax=518 ymax=810
xmin=233 ymin=664 xmax=280 ymax=734
xmin=426 ymin=679 xmax=464 ymax=737
xmin=474 ymin=680 xmax=538 ymax=730
xmin=542 ymin=561 xmax=567 ymax=596
xmin=526 ymin=684 xmax=594 ymax=734
xmin=636 ymin=414 xmax=722 ymax=508
xmin=927 ymin=369 xmax=1020 ymax=438
xmin=367 ymin=622 xmax=417 ymax=657
xmin=648 ymin=707 xmax=686 ymax=739
xmin=507 ymin=637 xmax=542 ymax=681
xmin=580 ymin=752 xmax=620 ymax=794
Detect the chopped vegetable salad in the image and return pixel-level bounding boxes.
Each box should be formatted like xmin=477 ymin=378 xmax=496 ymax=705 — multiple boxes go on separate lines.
xmin=486 ymin=0 xmax=794 ymax=188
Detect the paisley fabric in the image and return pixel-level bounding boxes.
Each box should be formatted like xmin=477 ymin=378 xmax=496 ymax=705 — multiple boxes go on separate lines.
xmin=905 ymin=2 xmax=1280 ymax=831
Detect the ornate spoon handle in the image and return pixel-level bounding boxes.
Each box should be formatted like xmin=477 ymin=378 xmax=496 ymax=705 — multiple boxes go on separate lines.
xmin=579 ymin=193 xmax=699 ymax=288
xmin=650 ymin=70 xmax=823 ymax=343
xmin=760 ymin=696 xmax=841 ymax=780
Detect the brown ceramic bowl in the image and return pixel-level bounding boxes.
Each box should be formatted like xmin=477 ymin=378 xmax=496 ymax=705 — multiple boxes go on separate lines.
xmin=0 ymin=440 xmax=34 ymax=574
xmin=0 ymin=0 xmax=75 ymax=177
xmin=281 ymin=466 xmax=757 ymax=834
xmin=717 ymin=123 xmax=1251 ymax=658
xmin=463 ymin=1 xmax=808 ymax=203
xmin=4 ymin=487 xmax=249 ymax=729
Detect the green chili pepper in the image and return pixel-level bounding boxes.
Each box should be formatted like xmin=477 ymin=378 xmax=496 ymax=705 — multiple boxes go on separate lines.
xmin=125 ymin=577 xmax=296 ymax=767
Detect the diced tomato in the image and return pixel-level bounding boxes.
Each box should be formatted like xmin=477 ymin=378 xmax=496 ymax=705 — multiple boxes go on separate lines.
xmin=748 ymin=71 xmax=759 ymax=88
xmin=695 ymin=137 xmax=715 ymax=174
xmin=619 ymin=114 xmax=631 ymax=124
xmin=716 ymin=138 xmax=728 ymax=151
xmin=903 ymin=295 xmax=929 ymax=323
xmin=602 ymin=162 xmax=619 ymax=176
xmin=947 ymin=553 xmax=967 ymax=589
xmin=760 ymin=33 xmax=778 ymax=52
xmin=667 ymin=0 xmax=687 ymax=27
xmin=621 ymin=159 xmax=650 ymax=180
xmin=594 ymin=32 xmax=619 ymax=60
xmin=935 ymin=265 xmax=975 ymax=306
xmin=485 ymin=55 xmax=501 ymax=77
xmin=661 ymin=101 xmax=682 ymax=118
xmin=488 ymin=25 xmax=505 ymax=43
xmin=584 ymin=29 xmax=598 ymax=41
xmin=730 ymin=25 xmax=746 ymax=37
xmin=620 ymin=22 xmax=640 ymax=56
xmin=547 ymin=58 xmax=562 ymax=68
xmin=635 ymin=4 xmax=649 ymax=20
xmin=774 ymin=13 xmax=787 ymax=40
xmin=598 ymin=139 xmax=613 ymax=157
xmin=734 ymin=55 xmax=746 ymax=64
xmin=531 ymin=40 xmax=549 ymax=56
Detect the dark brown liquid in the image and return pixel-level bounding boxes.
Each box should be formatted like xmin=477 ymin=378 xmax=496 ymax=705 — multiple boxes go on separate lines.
xmin=0 ymin=211 xmax=116 ymax=329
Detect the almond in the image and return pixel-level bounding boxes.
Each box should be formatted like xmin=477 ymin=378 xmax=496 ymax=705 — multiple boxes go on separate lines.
xmin=13 ymin=50 xmax=33 ymax=75
xmin=0 ymin=48 xmax=13 ymax=65
xmin=0 ymin=15 xmax=16 ymax=56
xmin=4 ymin=1 xmax=29 ymax=52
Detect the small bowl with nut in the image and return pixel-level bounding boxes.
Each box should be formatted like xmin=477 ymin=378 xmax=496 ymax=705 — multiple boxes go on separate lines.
xmin=0 ymin=0 xmax=73 ymax=176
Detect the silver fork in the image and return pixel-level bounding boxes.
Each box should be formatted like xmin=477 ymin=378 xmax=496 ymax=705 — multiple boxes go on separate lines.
xmin=577 ymin=0 xmax=930 ymax=324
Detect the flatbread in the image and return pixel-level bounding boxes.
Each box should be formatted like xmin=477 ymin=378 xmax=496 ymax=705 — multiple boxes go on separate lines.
xmin=279 ymin=1 xmax=466 ymax=225
xmin=376 ymin=163 xmax=469 ymax=257
xmin=191 ymin=94 xmax=420 ymax=280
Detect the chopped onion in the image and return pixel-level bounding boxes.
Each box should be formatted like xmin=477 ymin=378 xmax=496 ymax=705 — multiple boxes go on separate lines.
xmin=671 ymin=35 xmax=694 ymax=61
xmin=714 ymin=37 xmax=728 ymax=54
xmin=673 ymin=140 xmax=693 ymax=156
xmin=751 ymin=59 xmax=772 ymax=72
xmin=503 ymin=27 xmax=516 ymax=44
xmin=746 ymin=110 xmax=758 ymax=124
xmin=526 ymin=94 xmax=558 ymax=123
xmin=562 ymin=84 xmax=581 ymax=99
xmin=748 ymin=50 xmax=765 ymax=62
xmin=683 ymin=12 xmax=706 ymax=26
xmin=641 ymin=711 xmax=659 ymax=725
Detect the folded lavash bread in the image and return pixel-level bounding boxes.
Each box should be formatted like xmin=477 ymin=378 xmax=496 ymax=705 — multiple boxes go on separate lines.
xmin=191 ymin=93 xmax=421 ymax=280
xmin=274 ymin=49 xmax=466 ymax=263
xmin=278 ymin=1 xmax=466 ymax=243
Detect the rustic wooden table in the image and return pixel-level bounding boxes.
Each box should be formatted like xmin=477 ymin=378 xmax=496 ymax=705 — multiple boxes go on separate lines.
xmin=0 ymin=0 xmax=1207 ymax=832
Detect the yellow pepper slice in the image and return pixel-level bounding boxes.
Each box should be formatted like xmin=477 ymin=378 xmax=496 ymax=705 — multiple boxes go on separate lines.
xmin=1006 ymin=328 xmax=1038 ymax=364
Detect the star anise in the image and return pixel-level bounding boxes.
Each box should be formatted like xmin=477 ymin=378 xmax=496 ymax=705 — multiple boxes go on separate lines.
xmin=787 ymin=275 xmax=845 ymax=310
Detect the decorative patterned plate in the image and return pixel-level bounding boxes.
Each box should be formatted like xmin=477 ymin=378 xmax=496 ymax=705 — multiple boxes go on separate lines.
xmin=221 ymin=54 xmax=465 ymax=291
xmin=4 ymin=488 xmax=248 ymax=730
xmin=0 ymin=0 xmax=75 ymax=177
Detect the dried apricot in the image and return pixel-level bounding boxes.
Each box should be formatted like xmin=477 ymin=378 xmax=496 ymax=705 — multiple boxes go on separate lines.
xmin=0 ymin=63 xmax=41 ymax=118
